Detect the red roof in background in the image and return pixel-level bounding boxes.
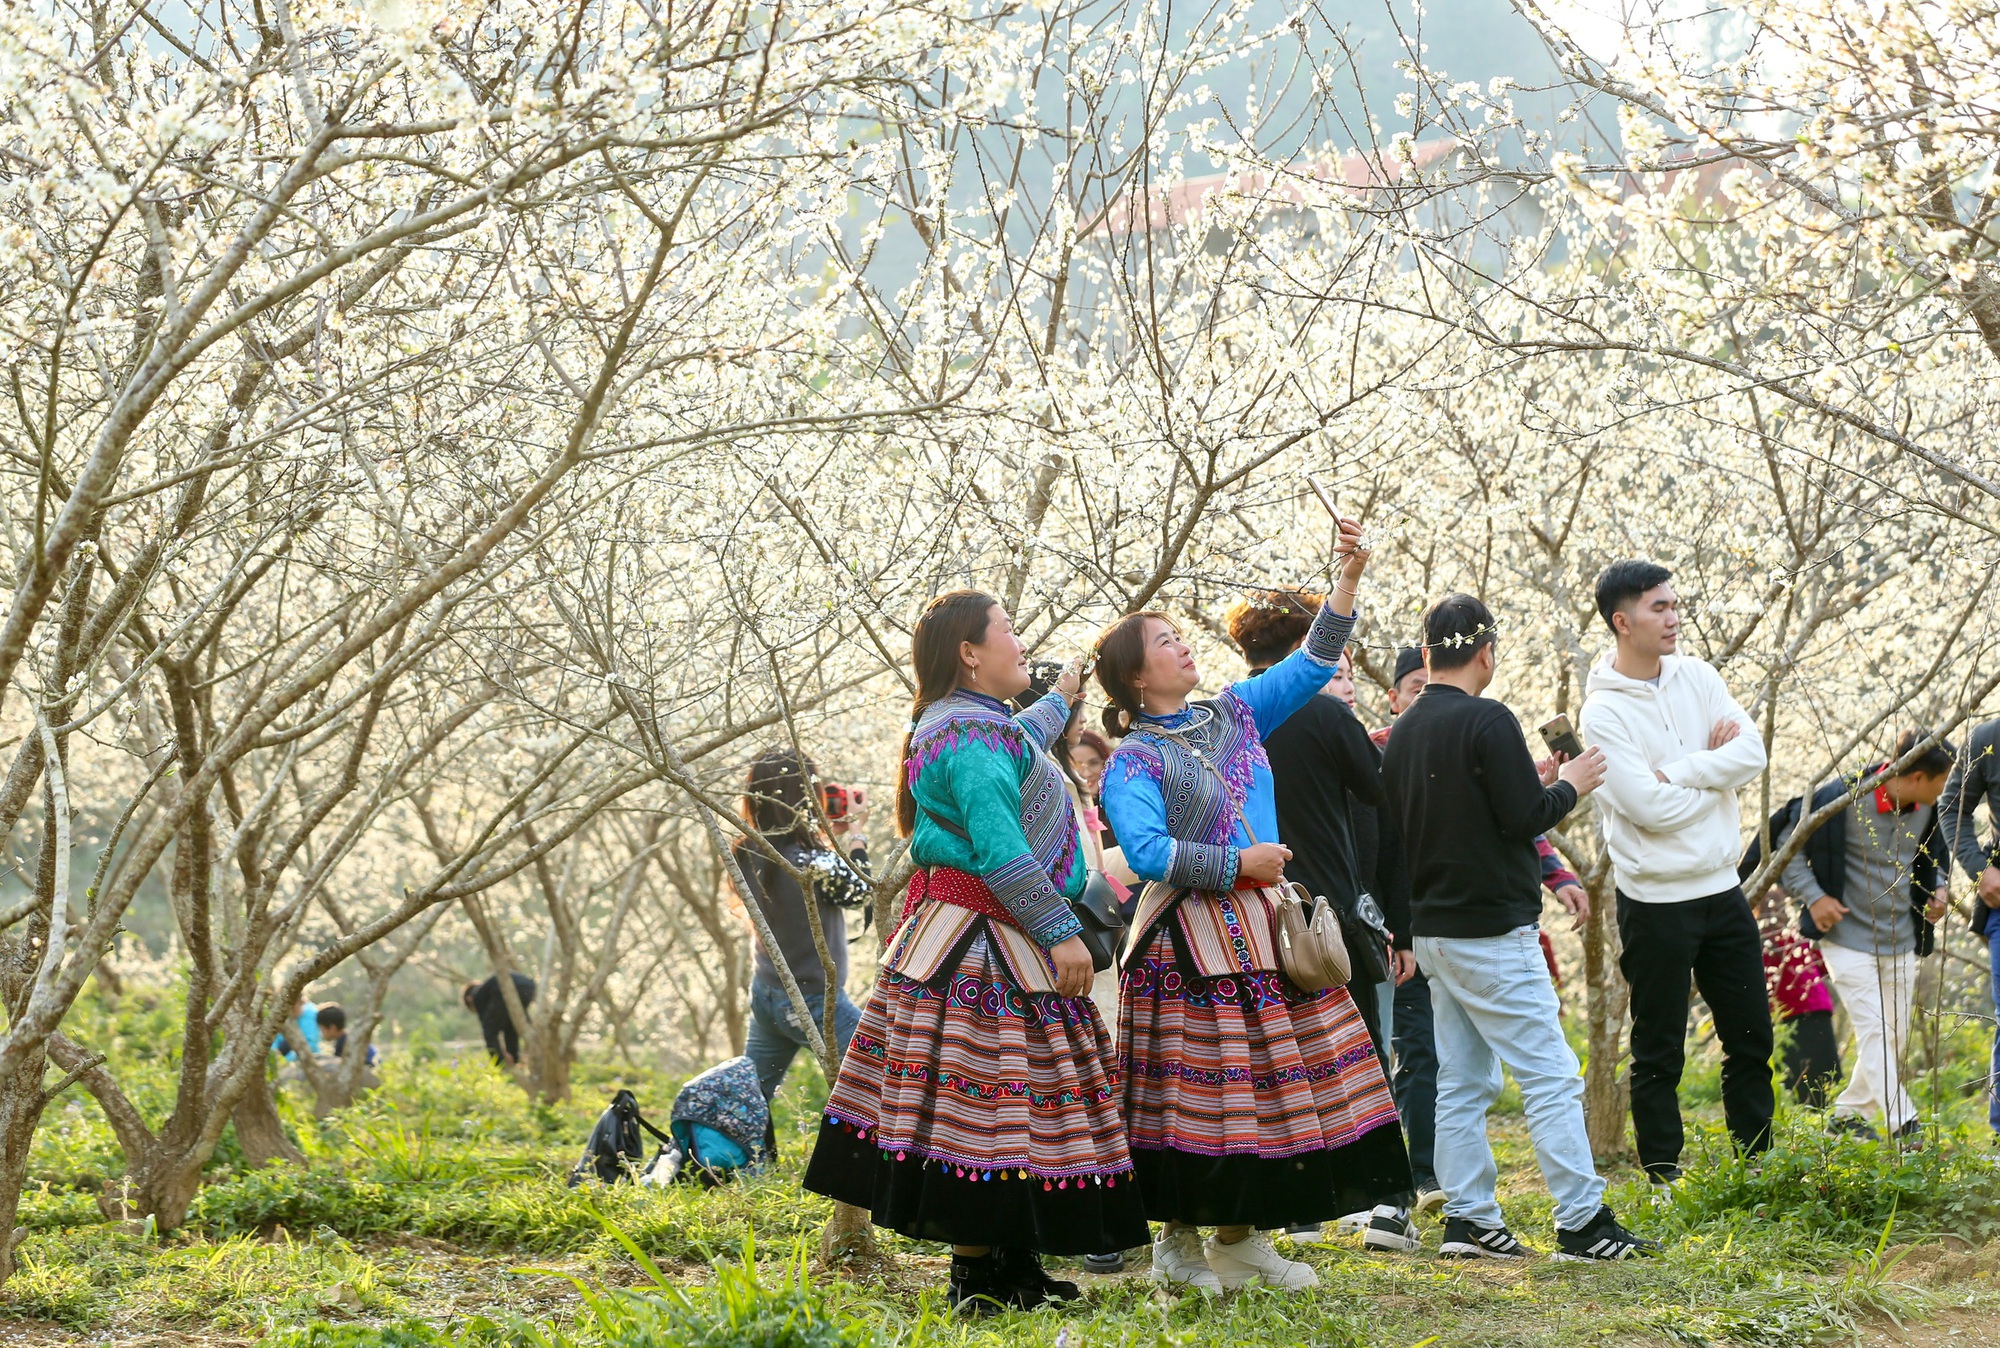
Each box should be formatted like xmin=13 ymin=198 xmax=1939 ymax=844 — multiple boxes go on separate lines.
xmin=1091 ymin=141 xmax=1457 ymax=236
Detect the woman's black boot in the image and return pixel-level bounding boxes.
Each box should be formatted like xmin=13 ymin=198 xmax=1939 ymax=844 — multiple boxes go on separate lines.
xmin=948 ymin=1251 xmax=1007 ymax=1318
xmin=995 ymin=1247 xmax=1080 ymax=1307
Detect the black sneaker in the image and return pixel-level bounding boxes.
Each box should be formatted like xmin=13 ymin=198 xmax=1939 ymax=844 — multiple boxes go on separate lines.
xmin=1439 ymin=1217 xmax=1528 ymax=1260
xmin=1553 ymin=1206 xmax=1659 ymax=1262
xmin=1081 ymin=1251 xmax=1125 ymax=1275
xmin=993 ymin=1247 xmax=1079 ymax=1307
xmin=1363 ymin=1206 xmax=1422 ymax=1253
xmin=949 ymin=1251 xmax=1008 ymax=1317
xmin=1829 ymin=1114 xmax=1883 ymax=1143
xmin=1412 ymin=1182 xmax=1447 ymax=1217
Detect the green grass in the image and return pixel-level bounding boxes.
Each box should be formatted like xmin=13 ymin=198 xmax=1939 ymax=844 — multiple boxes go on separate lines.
xmin=8 ymin=983 xmax=2000 ymax=1344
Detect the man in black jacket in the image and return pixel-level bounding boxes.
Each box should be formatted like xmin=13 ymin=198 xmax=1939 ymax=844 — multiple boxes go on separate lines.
xmin=1383 ymin=593 xmax=1652 ymax=1262
xmin=464 ymin=972 xmax=536 ymax=1065
xmin=1766 ymin=732 xmax=1952 ymax=1144
xmin=1228 ymin=590 xmax=1416 ymax=1255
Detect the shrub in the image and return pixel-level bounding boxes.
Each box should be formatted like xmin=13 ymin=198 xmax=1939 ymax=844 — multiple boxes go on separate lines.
xmin=1663 ymin=1117 xmax=2000 ymax=1243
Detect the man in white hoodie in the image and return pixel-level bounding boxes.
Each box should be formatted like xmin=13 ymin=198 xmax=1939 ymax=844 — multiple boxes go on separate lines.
xmin=1581 ymin=560 xmax=1774 ymax=1188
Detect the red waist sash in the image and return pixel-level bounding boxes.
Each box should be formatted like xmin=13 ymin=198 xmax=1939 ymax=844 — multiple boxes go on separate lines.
xmin=897 ymin=866 xmax=1022 ymax=931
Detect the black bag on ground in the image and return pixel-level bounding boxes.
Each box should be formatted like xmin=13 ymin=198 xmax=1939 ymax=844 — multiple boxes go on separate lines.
xmin=568 ymin=1088 xmax=673 ymax=1187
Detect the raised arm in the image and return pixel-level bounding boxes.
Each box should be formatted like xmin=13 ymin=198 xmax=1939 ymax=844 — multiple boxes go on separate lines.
xmin=1657 ymin=665 xmax=1766 ymax=790
xmin=939 ymin=745 xmax=1082 ymax=948
xmin=1231 ymin=516 xmax=1370 ymax=735
xmin=1477 ymin=711 xmax=1579 ymax=840
xmin=1101 ymin=750 xmax=1240 ymax=891
xmin=1013 ymin=687 xmax=1076 ymax=753
xmin=1228 ymin=601 xmax=1357 ymax=738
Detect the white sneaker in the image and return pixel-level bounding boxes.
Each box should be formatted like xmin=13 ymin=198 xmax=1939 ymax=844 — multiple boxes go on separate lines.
xmin=1204 ymin=1230 xmax=1320 ymax=1291
xmin=1149 ymin=1228 xmax=1223 ymax=1296
xmin=1332 ymin=1208 xmax=1372 ymax=1234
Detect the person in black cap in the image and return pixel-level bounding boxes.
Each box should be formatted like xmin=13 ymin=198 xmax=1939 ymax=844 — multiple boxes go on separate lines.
xmin=1371 ymin=649 xmax=1446 ymax=1215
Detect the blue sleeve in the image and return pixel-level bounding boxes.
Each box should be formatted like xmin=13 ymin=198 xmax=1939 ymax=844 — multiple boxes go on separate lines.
xmin=1101 ymin=755 xmax=1239 ymax=891
xmin=1227 ymin=604 xmax=1356 ymax=740
xmin=1013 ymin=689 xmax=1075 ymax=752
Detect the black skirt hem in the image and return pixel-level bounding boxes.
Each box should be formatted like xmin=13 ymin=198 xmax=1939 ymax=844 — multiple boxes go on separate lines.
xmin=803 ymin=1117 xmax=1152 ymax=1254
xmin=1129 ymin=1120 xmax=1412 ymax=1227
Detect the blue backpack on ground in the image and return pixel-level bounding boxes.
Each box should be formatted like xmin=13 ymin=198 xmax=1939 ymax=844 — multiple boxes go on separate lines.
xmin=665 ymin=1056 xmax=775 ymax=1187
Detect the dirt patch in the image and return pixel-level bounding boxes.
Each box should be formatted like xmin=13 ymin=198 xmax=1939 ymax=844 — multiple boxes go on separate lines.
xmin=1885 ymin=1239 xmax=2000 ymax=1285
xmin=1858 ymin=1307 xmax=2000 ymax=1345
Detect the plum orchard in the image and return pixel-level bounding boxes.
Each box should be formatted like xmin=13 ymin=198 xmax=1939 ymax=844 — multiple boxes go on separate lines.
xmin=1 ymin=0 xmax=1995 ymax=1281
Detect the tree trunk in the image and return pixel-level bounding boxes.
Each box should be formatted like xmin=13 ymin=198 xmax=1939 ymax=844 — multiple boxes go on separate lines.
xmin=524 ymin=1034 xmax=572 ymax=1104
xmin=819 ymin=1200 xmax=879 ymax=1268
xmin=1580 ymin=887 xmax=1631 ymax=1158
xmin=0 ymin=1042 xmax=54 ymax=1284
xmin=103 ymin=1142 xmax=207 ymax=1233
xmin=230 ymin=1060 xmax=304 ymax=1168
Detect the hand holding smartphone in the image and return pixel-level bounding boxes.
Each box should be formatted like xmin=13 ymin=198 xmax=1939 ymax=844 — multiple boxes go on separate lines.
xmin=1538 ymin=713 xmax=1586 ymax=760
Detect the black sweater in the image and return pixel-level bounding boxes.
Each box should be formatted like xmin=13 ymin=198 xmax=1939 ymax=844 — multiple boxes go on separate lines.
xmin=1257 ymin=683 xmax=1378 ymax=915
xmin=1380 ymin=684 xmax=1579 ymax=938
xmin=470 ymin=972 xmax=536 ymax=1063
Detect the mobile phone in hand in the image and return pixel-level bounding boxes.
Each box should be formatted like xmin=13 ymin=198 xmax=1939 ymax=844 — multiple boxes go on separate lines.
xmin=1304 ymin=474 xmax=1341 ymax=519
xmin=1539 ymin=713 xmax=1586 ymax=760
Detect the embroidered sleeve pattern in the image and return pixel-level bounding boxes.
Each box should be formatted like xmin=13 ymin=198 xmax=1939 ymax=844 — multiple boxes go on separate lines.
xmin=1166 ymin=838 xmax=1239 ymax=891
xmin=1302 ymin=601 xmax=1358 ymax=668
xmin=983 ymin=854 xmax=1084 ymax=947
xmin=1013 ymin=689 xmax=1074 ymax=753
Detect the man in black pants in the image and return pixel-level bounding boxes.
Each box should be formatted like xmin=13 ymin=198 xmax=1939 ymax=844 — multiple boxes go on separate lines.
xmin=1376 ymin=647 xmax=1444 ymax=1214
xmin=1581 ymin=561 xmax=1774 ymax=1188
xmin=464 ymin=971 xmax=537 ymax=1065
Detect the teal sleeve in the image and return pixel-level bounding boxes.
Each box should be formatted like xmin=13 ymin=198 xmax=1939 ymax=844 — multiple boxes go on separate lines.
xmin=938 ymin=744 xmax=1083 ymax=948
xmin=1015 ymin=689 xmax=1075 ymax=753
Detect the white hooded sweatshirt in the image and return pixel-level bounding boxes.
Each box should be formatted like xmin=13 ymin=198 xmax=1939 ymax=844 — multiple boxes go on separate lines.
xmin=1581 ymin=653 xmax=1767 ymax=903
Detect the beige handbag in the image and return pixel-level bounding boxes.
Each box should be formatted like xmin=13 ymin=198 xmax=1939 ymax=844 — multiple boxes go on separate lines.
xmin=1272 ymin=877 xmax=1352 ymax=991
xmin=1143 ymin=723 xmax=1351 ymax=992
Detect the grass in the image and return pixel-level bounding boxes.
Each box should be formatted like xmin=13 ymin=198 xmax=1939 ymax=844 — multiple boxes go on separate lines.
xmin=8 ymin=984 xmax=2000 ymax=1345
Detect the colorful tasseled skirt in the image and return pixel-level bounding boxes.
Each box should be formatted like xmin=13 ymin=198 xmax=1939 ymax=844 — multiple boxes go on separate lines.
xmin=802 ymin=867 xmax=1151 ymax=1254
xmin=1117 ymin=884 xmax=1413 ymax=1228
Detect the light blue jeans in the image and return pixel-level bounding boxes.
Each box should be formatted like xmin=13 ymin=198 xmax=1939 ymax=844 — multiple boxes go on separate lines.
xmin=743 ymin=977 xmax=861 ymax=1102
xmin=1416 ymin=925 xmax=1605 ymax=1232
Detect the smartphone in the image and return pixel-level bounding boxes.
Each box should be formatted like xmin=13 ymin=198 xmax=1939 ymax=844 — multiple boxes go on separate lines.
xmin=1538 ymin=714 xmax=1586 ymax=760
xmin=1304 ymin=474 xmax=1341 ymax=519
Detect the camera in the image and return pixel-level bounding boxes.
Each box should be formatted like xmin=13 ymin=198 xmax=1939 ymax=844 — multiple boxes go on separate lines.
xmin=820 ymin=782 xmax=865 ymax=822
